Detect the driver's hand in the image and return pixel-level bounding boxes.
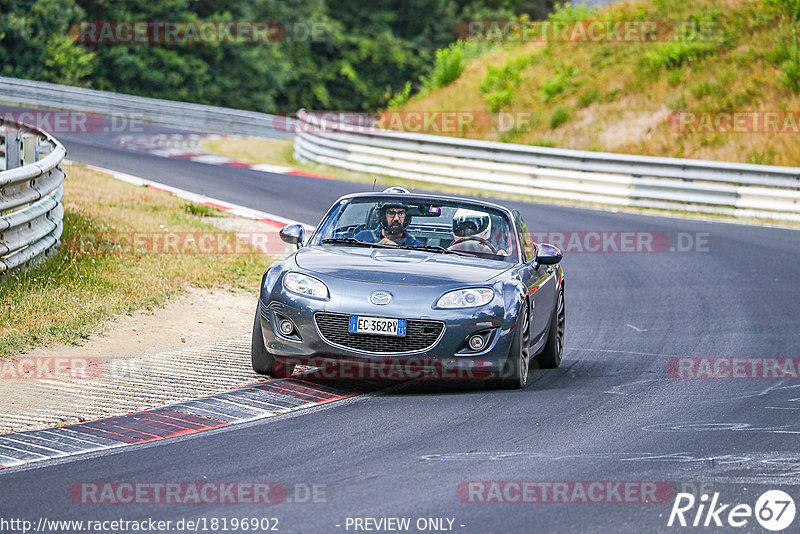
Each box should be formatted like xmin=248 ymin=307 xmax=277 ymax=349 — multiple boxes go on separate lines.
xmin=378 ymin=237 xmax=398 ymax=246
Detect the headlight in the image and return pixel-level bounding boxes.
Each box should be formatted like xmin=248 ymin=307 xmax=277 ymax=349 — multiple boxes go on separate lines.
xmin=436 ymin=288 xmax=494 ymax=308
xmin=283 ymin=272 xmax=329 ymax=299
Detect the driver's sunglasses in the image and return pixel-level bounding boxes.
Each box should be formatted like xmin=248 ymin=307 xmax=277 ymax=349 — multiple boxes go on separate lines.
xmin=385 ymin=209 xmax=406 ymax=219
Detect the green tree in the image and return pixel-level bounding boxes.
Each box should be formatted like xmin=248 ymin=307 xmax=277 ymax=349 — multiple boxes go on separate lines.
xmin=0 ymin=0 xmax=95 ymax=85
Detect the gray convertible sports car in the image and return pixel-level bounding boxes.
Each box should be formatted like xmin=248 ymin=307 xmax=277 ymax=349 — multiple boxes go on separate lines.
xmin=252 ymin=188 xmax=564 ymax=388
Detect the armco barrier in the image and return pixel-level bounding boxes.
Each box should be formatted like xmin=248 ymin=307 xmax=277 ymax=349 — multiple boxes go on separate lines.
xmin=0 ymin=118 xmax=66 ymax=273
xmin=0 ymin=76 xmax=293 ymax=138
xmin=293 ymin=109 xmax=800 ymax=222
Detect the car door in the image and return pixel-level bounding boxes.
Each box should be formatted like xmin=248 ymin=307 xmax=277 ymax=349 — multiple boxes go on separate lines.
xmin=512 ymin=210 xmax=555 ymax=341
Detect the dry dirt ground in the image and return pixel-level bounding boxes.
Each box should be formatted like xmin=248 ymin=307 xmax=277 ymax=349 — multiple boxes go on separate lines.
xmin=0 ymin=287 xmax=266 ymax=433
xmin=15 ymin=286 xmax=255 ymax=360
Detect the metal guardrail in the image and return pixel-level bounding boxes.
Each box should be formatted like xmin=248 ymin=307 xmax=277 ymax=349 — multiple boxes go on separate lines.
xmin=0 ymin=76 xmax=294 ymax=138
xmin=294 ymin=109 xmax=800 ymax=222
xmin=0 ymin=119 xmax=66 ymax=273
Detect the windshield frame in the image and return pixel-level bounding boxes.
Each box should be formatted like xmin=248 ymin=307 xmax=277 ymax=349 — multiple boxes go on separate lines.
xmin=307 ymin=192 xmax=523 ymax=263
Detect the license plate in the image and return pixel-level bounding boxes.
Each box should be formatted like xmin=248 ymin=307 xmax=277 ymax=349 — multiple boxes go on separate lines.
xmin=349 ymin=316 xmax=406 ymax=337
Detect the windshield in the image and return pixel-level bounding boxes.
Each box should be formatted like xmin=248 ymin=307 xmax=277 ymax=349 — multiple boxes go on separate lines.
xmin=310 ymin=196 xmax=519 ymax=261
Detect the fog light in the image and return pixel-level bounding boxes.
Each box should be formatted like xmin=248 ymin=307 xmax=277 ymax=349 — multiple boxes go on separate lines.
xmin=468 ymin=334 xmax=486 ymax=351
xmin=279 ymin=320 xmax=295 ymax=336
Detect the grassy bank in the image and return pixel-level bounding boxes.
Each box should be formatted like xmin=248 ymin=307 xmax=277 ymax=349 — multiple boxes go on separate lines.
xmin=0 ymin=164 xmax=273 ymax=357
xmin=390 ymin=0 xmax=800 ymax=166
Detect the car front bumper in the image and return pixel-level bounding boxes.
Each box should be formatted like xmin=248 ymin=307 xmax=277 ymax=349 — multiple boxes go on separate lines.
xmin=258 ymin=277 xmax=516 ymax=379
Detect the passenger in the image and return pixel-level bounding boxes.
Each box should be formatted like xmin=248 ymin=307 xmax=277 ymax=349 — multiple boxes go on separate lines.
xmin=449 ymin=208 xmax=507 ymax=255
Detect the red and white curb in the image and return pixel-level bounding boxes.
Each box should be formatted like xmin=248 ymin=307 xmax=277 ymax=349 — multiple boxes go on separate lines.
xmin=0 ymin=377 xmax=366 ymax=470
xmin=67 ymin=161 xmax=315 ymax=232
xmin=118 ymin=133 xmax=335 ymax=180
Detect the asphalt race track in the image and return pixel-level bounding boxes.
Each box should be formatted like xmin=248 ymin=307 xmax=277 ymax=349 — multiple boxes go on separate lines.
xmin=1 ymin=105 xmax=800 ymax=533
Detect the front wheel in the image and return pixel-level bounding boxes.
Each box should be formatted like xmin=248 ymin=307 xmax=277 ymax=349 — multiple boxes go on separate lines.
xmin=535 ymin=288 xmax=565 ymax=369
xmin=495 ymin=302 xmax=531 ymax=389
xmin=251 ymin=304 xmax=276 ymax=375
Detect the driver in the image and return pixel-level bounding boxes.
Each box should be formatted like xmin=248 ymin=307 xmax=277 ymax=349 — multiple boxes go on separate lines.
xmin=449 ymin=208 xmax=506 ymax=254
xmin=354 ymin=202 xmax=423 ymax=246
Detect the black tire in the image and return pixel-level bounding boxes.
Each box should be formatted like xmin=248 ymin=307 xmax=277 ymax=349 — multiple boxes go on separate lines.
xmin=251 ymin=304 xmax=297 ymax=378
xmin=251 ymin=304 xmax=275 ymax=375
xmin=535 ymin=288 xmax=565 ymax=369
xmin=495 ymin=301 xmax=531 ymax=389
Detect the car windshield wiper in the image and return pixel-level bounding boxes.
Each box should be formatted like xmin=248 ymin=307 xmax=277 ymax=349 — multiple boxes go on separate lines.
xmin=401 ymin=245 xmax=470 ymax=256
xmin=321 ymin=238 xmax=399 ymax=249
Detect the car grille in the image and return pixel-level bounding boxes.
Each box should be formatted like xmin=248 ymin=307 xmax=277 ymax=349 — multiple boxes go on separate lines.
xmin=314 ymin=312 xmax=444 ymax=354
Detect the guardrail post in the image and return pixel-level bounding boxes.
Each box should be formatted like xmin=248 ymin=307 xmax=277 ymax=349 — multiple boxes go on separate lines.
xmin=4 ymin=132 xmax=21 ymax=169
xmin=35 ymin=142 xmax=53 ymax=161
xmin=22 ymin=134 xmax=37 ymax=164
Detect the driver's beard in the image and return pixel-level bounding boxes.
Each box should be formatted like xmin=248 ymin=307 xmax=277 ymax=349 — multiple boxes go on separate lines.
xmin=387 ymin=221 xmax=402 ymax=233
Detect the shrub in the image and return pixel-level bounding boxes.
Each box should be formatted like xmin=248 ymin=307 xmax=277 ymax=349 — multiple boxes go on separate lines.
xmin=479 ymin=54 xmax=533 ymax=111
xmin=643 ymin=41 xmax=718 ymax=70
xmin=781 ymin=27 xmax=800 ymax=91
xmin=640 ymin=13 xmax=725 ymax=71
xmin=577 ymin=87 xmax=599 ymax=108
xmin=540 ymin=66 xmax=577 ymax=102
xmin=548 ymin=2 xmax=596 ymax=22
xmin=549 ymin=107 xmax=570 ymax=129
xmin=762 ymin=0 xmax=800 ymax=91
xmin=421 ymin=41 xmax=491 ymax=93
xmin=690 ymin=80 xmax=725 ymax=99
xmin=387 ymin=81 xmax=412 ymax=109
xmin=183 ymin=202 xmax=219 ymax=217
xmin=422 ymin=43 xmax=466 ymax=91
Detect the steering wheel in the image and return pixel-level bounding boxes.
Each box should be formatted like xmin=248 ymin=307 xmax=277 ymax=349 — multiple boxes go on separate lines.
xmin=449 ymin=236 xmax=498 ymax=254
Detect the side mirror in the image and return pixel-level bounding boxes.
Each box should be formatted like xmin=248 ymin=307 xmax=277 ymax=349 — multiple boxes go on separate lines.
xmin=279 ymin=224 xmax=305 ymax=249
xmin=534 ymin=243 xmax=563 ymax=265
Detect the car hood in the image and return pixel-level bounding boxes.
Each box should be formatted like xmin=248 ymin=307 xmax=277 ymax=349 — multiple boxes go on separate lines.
xmin=295 ymin=245 xmax=512 ymax=286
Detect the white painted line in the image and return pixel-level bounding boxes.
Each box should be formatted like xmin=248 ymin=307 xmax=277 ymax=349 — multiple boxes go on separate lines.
xmin=1 ymin=436 xmax=68 ymax=455
xmin=250 ymin=163 xmax=294 ymax=174
xmin=189 ymin=154 xmax=235 ymax=164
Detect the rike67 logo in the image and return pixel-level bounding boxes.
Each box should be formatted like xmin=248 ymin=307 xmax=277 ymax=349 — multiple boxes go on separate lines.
xmin=668 ymin=490 xmax=796 ymax=531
